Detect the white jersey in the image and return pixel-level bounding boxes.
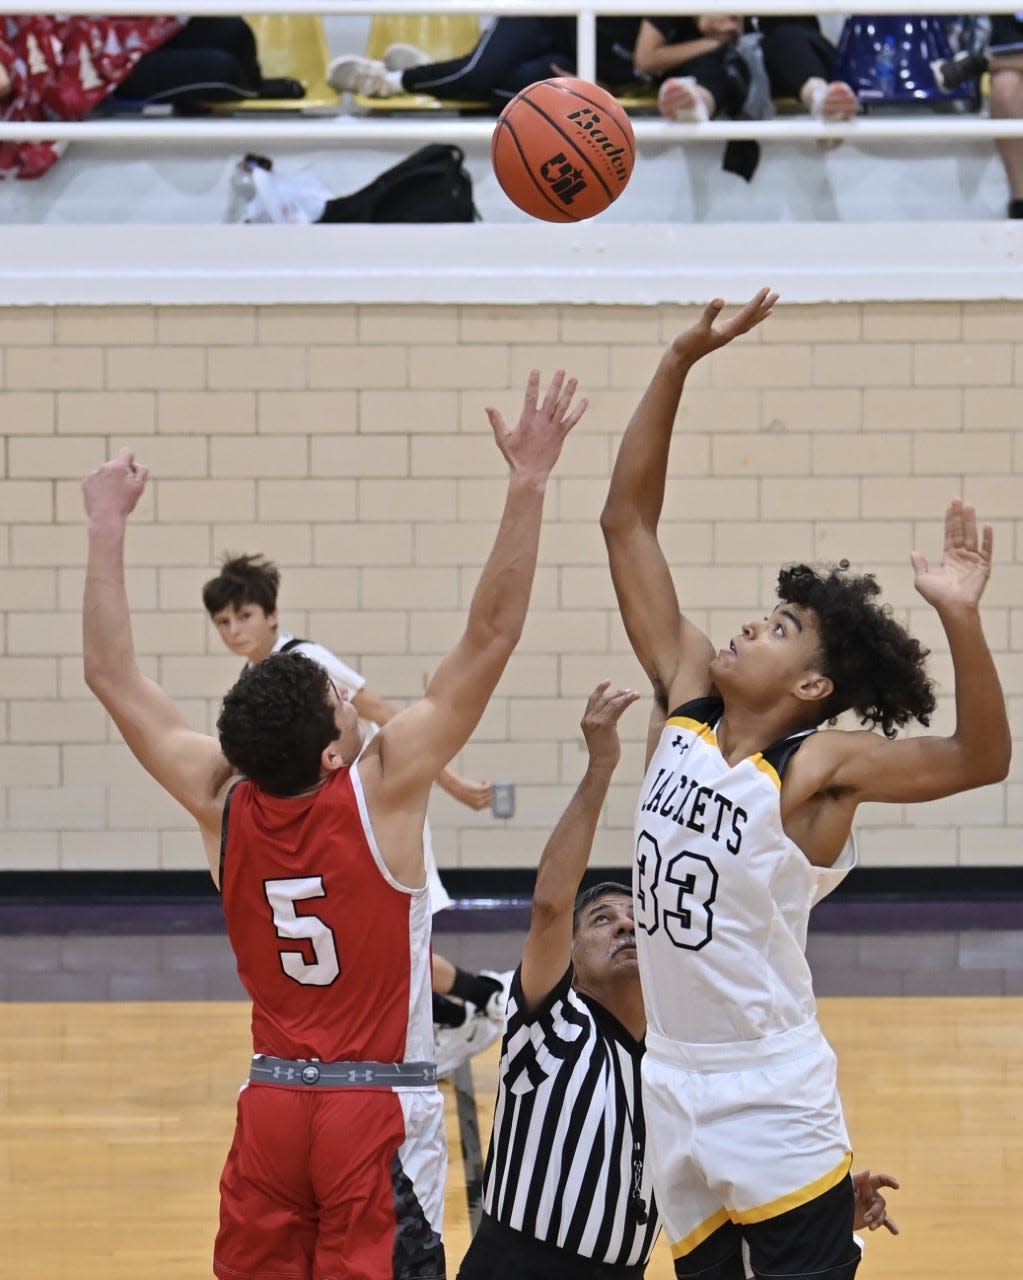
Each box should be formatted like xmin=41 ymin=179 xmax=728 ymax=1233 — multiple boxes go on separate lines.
xmin=633 ymin=696 xmax=854 ymax=1047
xmin=267 ymin=632 xmax=452 ymax=916
xmin=272 ymin=631 xmax=366 ymax=694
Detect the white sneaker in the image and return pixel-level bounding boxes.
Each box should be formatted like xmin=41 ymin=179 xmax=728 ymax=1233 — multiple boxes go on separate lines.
xmin=383 ymin=42 xmax=432 ymax=72
xmin=325 ymin=55 xmax=393 ymax=97
xmin=480 ymin=969 xmax=514 ymax=1027
xmin=434 ymin=1007 xmax=501 ymax=1078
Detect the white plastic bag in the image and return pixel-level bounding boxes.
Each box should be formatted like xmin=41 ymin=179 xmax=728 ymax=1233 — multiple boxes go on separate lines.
xmin=225 ymin=154 xmax=333 ymax=224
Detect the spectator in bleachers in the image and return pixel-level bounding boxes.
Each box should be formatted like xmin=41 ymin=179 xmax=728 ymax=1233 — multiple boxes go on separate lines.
xmin=646 ymin=14 xmax=858 ymax=122
xmin=0 ymin=15 xmax=301 ymax=179
xmin=326 ymin=14 xmax=647 ymax=104
xmin=932 ymin=14 xmax=1023 ymax=218
xmin=632 ymin=15 xmax=753 ymax=122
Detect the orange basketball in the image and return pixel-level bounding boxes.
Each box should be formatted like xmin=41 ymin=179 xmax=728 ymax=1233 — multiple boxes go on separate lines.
xmin=491 ymin=77 xmax=635 ymax=223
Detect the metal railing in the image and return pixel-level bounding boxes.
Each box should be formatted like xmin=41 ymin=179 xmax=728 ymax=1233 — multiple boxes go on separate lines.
xmin=2 ymin=1 xmax=1019 ymax=145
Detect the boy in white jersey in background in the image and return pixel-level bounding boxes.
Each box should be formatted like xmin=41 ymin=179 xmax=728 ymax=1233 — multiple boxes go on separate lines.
xmin=600 ymin=288 xmax=1010 ymax=1280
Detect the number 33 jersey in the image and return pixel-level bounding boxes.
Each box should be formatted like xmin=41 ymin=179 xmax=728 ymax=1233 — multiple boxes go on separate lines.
xmin=634 ymin=697 xmax=854 ymax=1046
xmin=219 ymin=765 xmax=434 ymax=1065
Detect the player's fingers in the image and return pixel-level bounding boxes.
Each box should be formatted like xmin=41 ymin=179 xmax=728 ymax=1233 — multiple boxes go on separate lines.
xmin=540 ymin=368 xmax=566 ymax=415
xmin=981 ymin=523 xmax=993 ymax=562
xmin=909 ymin=550 xmax=928 ymax=578
xmin=485 ymin=406 xmax=508 ymax=439
xmin=554 ymin=376 xmax=579 ymax=420
xmin=731 ymin=285 xmax=776 ymax=333
xmin=960 ymin=501 xmax=979 ymax=551
xmin=565 ymin=396 xmax=589 ymax=430
xmin=701 ymin=297 xmax=725 ymax=329
xmin=522 ymin=368 xmax=540 ymax=413
xmin=945 ymin=496 xmax=962 ymax=553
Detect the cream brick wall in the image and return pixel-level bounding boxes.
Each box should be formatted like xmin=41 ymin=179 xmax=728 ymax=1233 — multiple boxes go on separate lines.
xmin=0 ymin=300 xmax=1018 ymax=875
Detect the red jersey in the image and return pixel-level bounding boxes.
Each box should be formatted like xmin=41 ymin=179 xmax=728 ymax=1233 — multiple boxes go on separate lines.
xmin=219 ymin=764 xmax=433 ymax=1064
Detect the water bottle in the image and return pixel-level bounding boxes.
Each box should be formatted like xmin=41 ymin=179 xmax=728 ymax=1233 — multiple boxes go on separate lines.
xmin=875 ymin=33 xmax=898 ymax=100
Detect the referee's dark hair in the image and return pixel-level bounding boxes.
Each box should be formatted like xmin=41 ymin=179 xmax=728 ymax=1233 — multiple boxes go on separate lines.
xmin=572 ymin=881 xmax=631 ymax=934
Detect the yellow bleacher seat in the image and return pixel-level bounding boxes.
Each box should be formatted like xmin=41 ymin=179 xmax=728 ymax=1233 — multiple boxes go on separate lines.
xmin=208 ymin=13 xmax=339 ymax=114
xmin=364 ymin=14 xmax=480 ymax=63
xmin=354 ymin=13 xmax=487 ymax=114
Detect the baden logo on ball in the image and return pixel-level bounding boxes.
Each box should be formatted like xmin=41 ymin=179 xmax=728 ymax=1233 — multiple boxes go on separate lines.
xmin=492 ymin=77 xmax=636 ymax=223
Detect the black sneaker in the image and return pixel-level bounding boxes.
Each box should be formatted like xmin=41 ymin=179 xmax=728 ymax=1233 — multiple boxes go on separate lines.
xmin=258 ymin=77 xmax=306 ymax=100
xmin=930 ymin=50 xmax=988 ymax=92
xmin=1009 ymin=199 xmax=1023 ymax=219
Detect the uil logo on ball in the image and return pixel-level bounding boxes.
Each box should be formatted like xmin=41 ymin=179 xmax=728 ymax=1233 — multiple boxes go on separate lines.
xmin=539 ymin=153 xmax=587 ymax=206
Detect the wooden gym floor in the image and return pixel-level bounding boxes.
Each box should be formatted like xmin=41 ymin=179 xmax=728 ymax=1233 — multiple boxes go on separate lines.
xmin=0 ymin=919 xmax=1020 ymax=1279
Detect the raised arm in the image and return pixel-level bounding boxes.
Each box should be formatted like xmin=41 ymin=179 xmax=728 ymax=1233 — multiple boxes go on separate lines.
xmin=352 ymin=685 xmax=491 ymax=810
xmin=83 ymin=450 xmax=233 ymax=860
xmin=520 ymin=683 xmax=639 ymax=1010
xmin=825 ymin=499 xmax=1011 ymax=803
xmin=600 ymin=289 xmax=778 ymax=712
xmin=365 ymin=369 xmax=586 ymax=810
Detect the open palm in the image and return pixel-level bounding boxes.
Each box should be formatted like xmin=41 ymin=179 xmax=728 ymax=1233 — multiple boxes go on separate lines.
xmin=670 ymin=286 xmax=779 ymax=365
xmin=911 ymin=498 xmax=992 ymax=611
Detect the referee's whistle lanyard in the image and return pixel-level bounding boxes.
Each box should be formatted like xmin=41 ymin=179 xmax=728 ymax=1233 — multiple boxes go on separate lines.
xmin=622 ymin=1054 xmax=649 ymax=1225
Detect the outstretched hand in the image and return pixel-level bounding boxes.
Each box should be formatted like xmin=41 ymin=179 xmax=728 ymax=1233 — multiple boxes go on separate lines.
xmin=851 ymin=1169 xmax=900 ymax=1235
xmin=670 ymin=287 xmax=779 ymax=367
xmin=581 ymin=680 xmax=641 ymax=769
xmin=441 ymin=771 xmax=493 ymax=811
xmin=911 ymin=498 xmax=993 ymax=612
xmin=83 ymin=448 xmax=149 ymax=523
xmin=486 ymin=369 xmax=588 ymax=483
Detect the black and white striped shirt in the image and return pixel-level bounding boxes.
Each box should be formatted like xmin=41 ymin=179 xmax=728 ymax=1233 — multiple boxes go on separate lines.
xmin=481 ymin=965 xmax=660 ymax=1269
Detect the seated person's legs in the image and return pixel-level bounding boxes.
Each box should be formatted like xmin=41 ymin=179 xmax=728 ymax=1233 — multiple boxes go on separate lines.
xmin=985 ymin=17 xmax=1023 ymax=216
xmin=657 ymin=47 xmax=745 ymax=122
xmin=758 ymin=17 xmax=857 ymax=118
xmin=990 ymin=62 xmax=1023 ymax=216
xmin=165 ymin=16 xmax=260 ymax=78
xmin=115 ymin=47 xmax=256 ymax=104
xmin=329 ymin=16 xmax=570 ymax=104
xmin=114 ymin=17 xmax=302 ymax=104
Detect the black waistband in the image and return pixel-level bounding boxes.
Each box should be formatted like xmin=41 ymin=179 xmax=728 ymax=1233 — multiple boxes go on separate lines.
xmin=464 ymin=1213 xmax=645 ymax=1280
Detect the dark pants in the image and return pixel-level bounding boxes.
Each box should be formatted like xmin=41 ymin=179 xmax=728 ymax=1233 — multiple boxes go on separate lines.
xmin=115 ymin=17 xmax=263 ymax=104
xmin=660 ymin=46 xmax=749 ymax=118
xmin=458 ymin=1213 xmax=646 ymax=1280
xmin=756 ymin=17 xmax=837 ymax=99
xmin=402 ymin=16 xmax=638 ymax=105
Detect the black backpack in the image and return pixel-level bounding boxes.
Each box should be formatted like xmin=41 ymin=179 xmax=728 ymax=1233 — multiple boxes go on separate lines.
xmin=317 ymin=144 xmax=478 ymax=224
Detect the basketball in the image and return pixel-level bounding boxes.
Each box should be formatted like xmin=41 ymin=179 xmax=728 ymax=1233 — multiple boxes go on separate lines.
xmin=491 ymin=77 xmax=635 ymax=223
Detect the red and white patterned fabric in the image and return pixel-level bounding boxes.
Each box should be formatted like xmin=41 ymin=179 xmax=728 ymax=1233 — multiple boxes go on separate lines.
xmin=0 ymin=14 xmax=181 ymax=178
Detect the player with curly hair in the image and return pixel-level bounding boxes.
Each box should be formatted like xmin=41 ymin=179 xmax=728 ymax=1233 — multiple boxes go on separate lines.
xmin=601 ymin=288 xmax=1010 ymax=1280
xmin=82 ymin=366 xmax=587 ymax=1280
xmin=203 ymin=550 xmax=513 ymax=1076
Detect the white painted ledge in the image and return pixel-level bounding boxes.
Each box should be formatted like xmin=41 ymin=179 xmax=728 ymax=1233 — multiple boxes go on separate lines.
xmin=2 ymin=222 xmax=1020 ymax=305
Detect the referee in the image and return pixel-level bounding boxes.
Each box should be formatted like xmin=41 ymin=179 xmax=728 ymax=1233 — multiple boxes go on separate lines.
xmin=457 ymin=684 xmax=900 ymax=1280
xmin=458 ymin=681 xmax=652 ymax=1280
